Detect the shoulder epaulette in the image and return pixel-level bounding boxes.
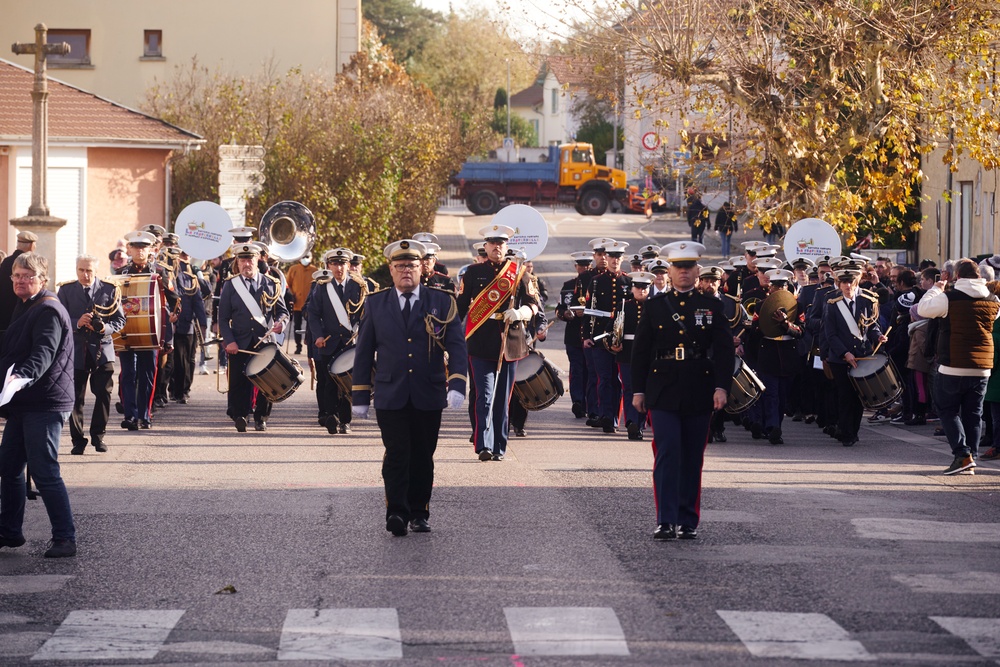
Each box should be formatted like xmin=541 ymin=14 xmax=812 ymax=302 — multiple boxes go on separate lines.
xmin=859 ymin=288 xmax=879 ymax=301
xmin=427 ymin=285 xmax=456 ymax=297
xmin=371 ymin=286 xmax=392 ymax=294
xmin=828 ymin=295 xmax=844 ymax=304
xmin=264 ymin=273 xmax=281 ymax=285
xmin=56 ymin=279 xmax=76 ymax=288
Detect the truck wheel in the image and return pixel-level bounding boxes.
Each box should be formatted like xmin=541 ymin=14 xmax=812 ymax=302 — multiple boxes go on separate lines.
xmin=468 ymin=190 xmax=500 ymax=216
xmin=579 ymin=190 xmax=609 ymax=216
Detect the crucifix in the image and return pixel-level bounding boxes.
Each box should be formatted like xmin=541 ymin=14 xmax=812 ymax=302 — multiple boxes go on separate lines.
xmin=9 ymin=23 xmax=69 ymax=276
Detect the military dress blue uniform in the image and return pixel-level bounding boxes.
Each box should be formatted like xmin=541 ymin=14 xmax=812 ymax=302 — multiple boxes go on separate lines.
xmin=352 ymin=281 xmax=467 ymax=531
xmin=631 ymin=243 xmax=734 ymax=538
xmin=171 ymin=266 xmax=210 ymax=403
xmin=57 ymin=277 xmax=126 ymax=452
xmin=556 ymin=267 xmax=594 ymax=418
xmin=219 ymin=263 xmax=289 ymax=430
xmin=586 ymin=266 xmax=630 ymax=433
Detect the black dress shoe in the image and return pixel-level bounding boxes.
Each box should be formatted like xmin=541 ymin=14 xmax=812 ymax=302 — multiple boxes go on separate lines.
xmin=654 ymin=524 xmax=678 ymax=540
xmin=841 ymin=437 xmax=858 ymax=447
xmin=386 ymin=514 xmax=407 ymax=537
xmin=70 ymin=445 xmax=86 ymax=455
xmin=513 ymin=427 xmax=526 ymax=437
xmin=254 ymin=420 xmax=267 ymax=432
xmin=571 ymin=402 xmax=585 ymax=418
xmin=478 ymin=449 xmax=493 ymax=461
xmin=0 ymin=535 xmax=26 ymax=549
xmin=325 ymin=416 xmax=338 ymax=435
xmin=713 ymin=430 xmax=727 ymax=443
xmin=492 ymin=453 xmax=504 ymax=461
xmin=124 ymin=419 xmax=139 ymax=431
xmin=469 ymin=434 xmax=474 ymax=444
xmin=750 ymin=422 xmax=763 ymax=439
xmin=678 ymin=526 xmax=698 ymax=539
xmin=586 ymin=415 xmax=601 ymax=428
xmin=139 ymin=420 xmax=152 ymax=430
xmin=179 ymin=396 xmax=189 ymax=404
xmin=115 ymin=401 xmax=124 ymax=414
xmin=602 ymin=417 xmax=616 ymax=434
xmin=234 ymin=416 xmax=248 ymax=433
xmin=409 ymin=518 xmax=431 ymax=533
xmin=93 ymin=439 xmax=108 ymax=453
xmin=768 ymin=428 xmax=783 ymax=445
xmin=338 ymin=423 xmax=351 ymax=434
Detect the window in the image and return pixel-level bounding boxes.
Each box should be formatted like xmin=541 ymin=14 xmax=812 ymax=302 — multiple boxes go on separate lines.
xmin=143 ymin=30 xmax=163 ymax=58
xmin=550 ymin=89 xmax=559 ymax=114
xmin=47 ymin=29 xmax=91 ymax=67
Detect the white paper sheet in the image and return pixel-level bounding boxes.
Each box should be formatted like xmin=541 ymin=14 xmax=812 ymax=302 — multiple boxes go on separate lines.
xmin=0 ymin=365 xmax=32 ymax=407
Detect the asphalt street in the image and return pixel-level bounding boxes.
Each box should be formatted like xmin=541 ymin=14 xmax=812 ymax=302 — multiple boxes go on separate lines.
xmin=0 ymin=208 xmax=998 ymax=666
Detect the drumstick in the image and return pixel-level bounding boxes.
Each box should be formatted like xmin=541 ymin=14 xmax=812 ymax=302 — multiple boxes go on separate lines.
xmin=872 ymin=326 xmax=892 ymax=355
xmin=237 ymin=349 xmax=263 ymax=356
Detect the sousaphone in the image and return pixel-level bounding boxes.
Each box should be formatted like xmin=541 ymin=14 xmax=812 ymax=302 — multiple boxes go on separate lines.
xmin=758 ymin=289 xmax=798 ymax=337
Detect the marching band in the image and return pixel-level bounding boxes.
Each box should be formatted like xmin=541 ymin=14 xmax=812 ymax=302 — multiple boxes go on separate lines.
xmin=35 ymin=199 xmax=933 ymax=540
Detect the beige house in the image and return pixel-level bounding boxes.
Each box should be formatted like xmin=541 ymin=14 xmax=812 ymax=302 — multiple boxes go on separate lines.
xmin=510 ymin=57 xmax=588 ymax=147
xmin=0 ymin=59 xmax=202 ymax=284
xmin=1 ymin=0 xmax=362 ymax=109
xmin=918 ymin=149 xmax=998 ymax=264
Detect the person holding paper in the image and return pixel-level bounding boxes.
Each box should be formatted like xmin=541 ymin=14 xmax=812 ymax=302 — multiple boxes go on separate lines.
xmin=0 ymin=252 xmax=77 ymax=558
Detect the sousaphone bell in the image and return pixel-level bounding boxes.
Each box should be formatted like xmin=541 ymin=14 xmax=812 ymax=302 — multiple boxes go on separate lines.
xmin=259 ymin=200 xmax=316 ymax=262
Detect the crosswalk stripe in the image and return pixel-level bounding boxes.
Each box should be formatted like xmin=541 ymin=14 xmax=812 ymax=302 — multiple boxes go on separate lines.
xmin=717 ymin=611 xmax=875 ymax=661
xmin=893 ymin=572 xmax=1000 ymax=594
xmin=852 ymin=518 xmax=1000 ymax=542
xmin=278 ymin=608 xmax=402 ymax=661
xmin=31 ymin=610 xmax=185 ymax=661
xmin=503 ymin=607 xmax=629 ymax=656
xmin=930 ymin=617 xmax=1000 ymax=659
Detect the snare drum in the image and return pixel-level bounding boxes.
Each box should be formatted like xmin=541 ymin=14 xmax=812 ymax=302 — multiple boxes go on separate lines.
xmin=327 ymin=347 xmax=357 ymax=396
xmin=849 ymin=354 xmax=903 ymax=410
xmin=726 ymin=357 xmax=765 ymax=414
xmin=109 ymin=274 xmax=163 ymax=351
xmin=245 ymin=343 xmax=305 ymax=403
xmin=513 ymin=350 xmax=564 ymax=411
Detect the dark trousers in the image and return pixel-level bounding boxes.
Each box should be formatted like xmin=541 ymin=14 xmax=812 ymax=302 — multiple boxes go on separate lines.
xmin=593 ymin=346 xmax=621 ymax=423
xmin=934 ymin=373 xmax=988 ymax=458
xmin=758 ymin=371 xmax=789 ymax=432
xmin=377 ymin=403 xmax=441 ymax=522
xmin=119 ymin=350 xmax=157 ymax=422
xmin=566 ymin=344 xmax=587 ymax=406
xmin=583 ymin=345 xmax=599 ymax=416
xmin=509 ymin=394 xmax=528 ymax=430
xmin=619 ymin=362 xmax=642 ymax=428
xmin=292 ymin=310 xmax=305 ymax=351
xmin=470 ymin=355 xmax=517 ymax=456
xmin=156 ymin=348 xmax=173 ymax=400
xmin=650 ymin=409 xmax=711 ymax=528
xmin=830 ymin=362 xmax=863 ymax=440
xmin=227 ymin=351 xmax=272 ymax=421
xmin=69 ymin=363 xmax=114 ymax=446
xmin=172 ymin=333 xmax=196 ymax=400
xmin=316 ymin=356 xmax=351 ymax=426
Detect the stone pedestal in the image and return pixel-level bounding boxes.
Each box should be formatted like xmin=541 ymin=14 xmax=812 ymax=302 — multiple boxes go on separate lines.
xmin=10 ymin=214 xmax=67 ymax=278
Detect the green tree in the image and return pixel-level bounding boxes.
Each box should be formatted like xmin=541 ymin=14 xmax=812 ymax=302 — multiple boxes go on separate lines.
xmin=573 ymin=98 xmax=622 ymax=165
xmin=489 ymin=107 xmax=537 ymax=147
xmin=362 ymin=0 xmax=444 ymax=69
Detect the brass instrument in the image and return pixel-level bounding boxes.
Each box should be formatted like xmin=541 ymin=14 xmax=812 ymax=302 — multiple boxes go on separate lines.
xmin=259 ymin=201 xmax=316 ymax=262
xmin=604 ymin=308 xmax=625 ymax=351
xmin=742 ymin=296 xmax=761 ymax=317
xmin=758 ymin=290 xmax=798 ymax=338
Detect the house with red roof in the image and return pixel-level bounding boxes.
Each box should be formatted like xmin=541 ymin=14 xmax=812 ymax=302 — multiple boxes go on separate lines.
xmin=510 ymin=56 xmax=590 ymax=147
xmin=0 ymin=58 xmax=202 ymax=282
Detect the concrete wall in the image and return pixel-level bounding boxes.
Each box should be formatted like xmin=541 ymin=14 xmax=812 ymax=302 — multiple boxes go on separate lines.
xmin=2 ymin=0 xmax=360 ymax=108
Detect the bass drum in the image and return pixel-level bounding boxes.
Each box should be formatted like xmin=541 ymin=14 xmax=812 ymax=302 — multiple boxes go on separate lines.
xmin=245 ymin=343 xmax=305 ymax=403
xmin=513 ymin=350 xmax=564 ymax=411
xmin=849 ymin=354 xmax=903 ymax=410
xmin=109 ymin=273 xmax=163 ymax=351
xmin=726 ymin=357 xmax=765 ymax=414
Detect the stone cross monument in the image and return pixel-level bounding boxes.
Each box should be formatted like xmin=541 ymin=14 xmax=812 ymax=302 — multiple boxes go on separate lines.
xmin=10 ymin=24 xmax=70 ymax=274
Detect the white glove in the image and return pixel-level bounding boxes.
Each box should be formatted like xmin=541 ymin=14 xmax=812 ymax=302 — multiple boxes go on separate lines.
xmin=351 ymin=405 xmax=370 ymax=420
xmin=447 ymin=389 xmax=464 ymax=410
xmin=502 ymin=305 xmax=533 ymax=324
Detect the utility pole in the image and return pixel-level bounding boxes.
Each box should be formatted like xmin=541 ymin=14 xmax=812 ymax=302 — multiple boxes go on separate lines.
xmin=10 ymin=24 xmax=69 ymax=271
xmin=505 ymin=59 xmax=512 ymax=163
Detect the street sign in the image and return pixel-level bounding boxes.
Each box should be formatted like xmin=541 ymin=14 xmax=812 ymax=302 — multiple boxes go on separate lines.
xmin=218 ymin=184 xmax=258 ymax=199
xmin=219 ymin=196 xmax=246 ymax=210
xmin=671 ymin=150 xmax=692 ymax=169
xmin=641 ymin=132 xmax=660 ymax=151
xmin=218 ymin=145 xmax=264 ymax=159
xmin=218 ymin=171 xmax=264 ymax=187
xmin=503 ymin=137 xmax=515 ymax=151
xmin=224 ymin=208 xmax=246 ymax=225
xmin=219 ymin=158 xmax=266 ymax=172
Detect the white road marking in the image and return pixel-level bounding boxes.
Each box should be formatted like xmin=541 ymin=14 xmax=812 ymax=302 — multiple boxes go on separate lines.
xmin=852 ymin=518 xmax=1000 ymax=542
xmin=160 ymin=640 xmax=274 ymax=656
xmin=0 ymin=575 xmax=73 ymax=594
xmin=931 ymin=617 xmax=1000 ymax=659
xmin=32 ymin=609 xmax=185 ymax=661
xmin=278 ymin=608 xmax=402 ymax=661
xmin=893 ymin=572 xmax=1000 ymax=594
xmin=504 ymin=606 xmax=629 ymax=656
xmin=717 ymin=610 xmax=875 ymax=661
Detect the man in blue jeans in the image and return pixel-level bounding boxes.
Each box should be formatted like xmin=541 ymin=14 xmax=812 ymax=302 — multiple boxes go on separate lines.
xmin=0 ymin=253 xmax=77 ymax=558
xmin=917 ymin=258 xmax=1000 ymax=475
